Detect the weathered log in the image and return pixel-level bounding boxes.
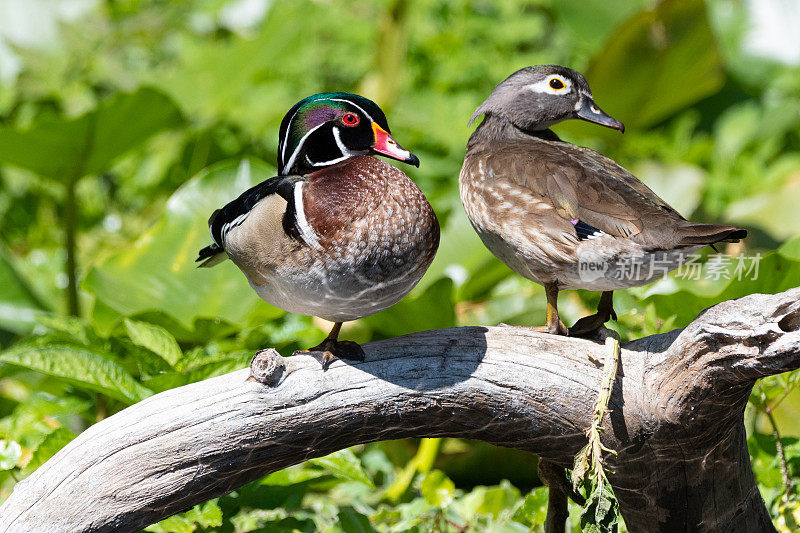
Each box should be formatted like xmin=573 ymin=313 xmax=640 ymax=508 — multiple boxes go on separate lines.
xmin=1 ymin=288 xmax=798 ymax=532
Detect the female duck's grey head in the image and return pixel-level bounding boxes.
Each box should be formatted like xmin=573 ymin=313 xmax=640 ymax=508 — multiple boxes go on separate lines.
xmin=470 ymin=65 xmax=625 ymax=133
xmin=277 ymin=92 xmax=420 ymax=175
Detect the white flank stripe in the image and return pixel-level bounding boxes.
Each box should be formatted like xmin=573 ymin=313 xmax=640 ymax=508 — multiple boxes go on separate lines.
xmin=294 ymin=182 xmax=322 ymax=250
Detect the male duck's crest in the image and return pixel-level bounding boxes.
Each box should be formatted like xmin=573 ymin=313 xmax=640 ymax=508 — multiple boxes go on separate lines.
xmin=277 ymin=92 xmax=419 ymax=175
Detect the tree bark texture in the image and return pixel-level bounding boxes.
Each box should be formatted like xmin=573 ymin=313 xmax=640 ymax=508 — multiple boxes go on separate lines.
xmin=1 ymin=288 xmax=798 ymax=532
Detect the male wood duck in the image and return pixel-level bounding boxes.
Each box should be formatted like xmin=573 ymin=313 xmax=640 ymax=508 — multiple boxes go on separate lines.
xmin=460 ymin=65 xmax=747 ymax=336
xmin=197 ymin=92 xmax=440 ymax=367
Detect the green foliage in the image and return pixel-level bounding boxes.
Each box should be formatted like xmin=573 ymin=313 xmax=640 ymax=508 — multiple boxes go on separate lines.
xmin=0 ymin=245 xmax=49 ymax=334
xmin=587 ymin=0 xmax=724 ymax=130
xmin=84 ymin=159 xmax=271 ymax=331
xmin=579 ymin=480 xmax=619 ymax=533
xmin=0 ymin=441 xmax=21 ymax=471
xmin=0 ymin=345 xmax=152 ymax=403
xmin=310 ymin=449 xmax=376 ymax=489
xmin=0 ymin=0 xmax=797 ymax=530
xmin=0 ymin=88 xmax=183 ymax=184
xmin=145 ymin=500 xmax=223 ymax=533
xmin=24 ymin=427 xmax=76 ymax=473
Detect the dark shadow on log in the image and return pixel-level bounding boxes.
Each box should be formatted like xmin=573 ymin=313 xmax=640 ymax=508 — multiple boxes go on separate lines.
xmin=0 ymin=289 xmax=798 ymax=533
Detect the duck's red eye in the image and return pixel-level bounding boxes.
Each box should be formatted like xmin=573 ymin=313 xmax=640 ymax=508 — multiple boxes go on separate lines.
xmin=342 ymin=112 xmax=360 ymax=126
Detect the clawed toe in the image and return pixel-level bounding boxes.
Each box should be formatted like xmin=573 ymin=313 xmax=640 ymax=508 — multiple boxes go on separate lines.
xmin=568 ymin=311 xmax=614 ymax=338
xmin=532 ymin=321 xmax=569 ymax=336
xmin=294 ymin=338 xmax=365 ymax=370
xmin=333 ymin=340 xmax=365 ymax=362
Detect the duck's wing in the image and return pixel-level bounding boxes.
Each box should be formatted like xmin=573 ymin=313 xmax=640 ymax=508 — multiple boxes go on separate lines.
xmin=479 ymin=140 xmax=744 ymax=248
xmin=196 ymin=175 xmax=304 ymax=267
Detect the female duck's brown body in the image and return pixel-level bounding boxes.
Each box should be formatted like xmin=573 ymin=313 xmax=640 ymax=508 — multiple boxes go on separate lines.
xmin=460 ymin=65 xmax=746 ymax=335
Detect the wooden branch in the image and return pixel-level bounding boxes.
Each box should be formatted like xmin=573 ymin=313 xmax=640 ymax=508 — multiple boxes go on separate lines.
xmin=1 ymin=288 xmax=798 ymax=532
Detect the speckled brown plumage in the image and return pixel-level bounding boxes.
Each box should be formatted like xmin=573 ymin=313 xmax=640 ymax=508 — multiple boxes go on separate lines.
xmin=459 ymin=65 xmax=746 ymax=335
xmin=221 ymin=156 xmax=439 ymax=323
xmin=198 ymin=92 xmax=439 ymax=365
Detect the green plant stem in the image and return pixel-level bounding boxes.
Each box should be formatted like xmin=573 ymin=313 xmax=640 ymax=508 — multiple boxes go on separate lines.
xmin=64 ymin=179 xmax=80 ymax=317
xmin=383 ymin=437 xmax=441 ymax=502
xmin=761 ymin=388 xmax=793 ymax=501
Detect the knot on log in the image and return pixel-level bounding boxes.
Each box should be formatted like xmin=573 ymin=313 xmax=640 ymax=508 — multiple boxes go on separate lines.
xmin=248 ymin=348 xmax=285 ymax=386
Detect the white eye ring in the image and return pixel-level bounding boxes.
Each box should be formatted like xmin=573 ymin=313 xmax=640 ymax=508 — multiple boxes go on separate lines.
xmin=526 ymin=75 xmax=572 ymax=95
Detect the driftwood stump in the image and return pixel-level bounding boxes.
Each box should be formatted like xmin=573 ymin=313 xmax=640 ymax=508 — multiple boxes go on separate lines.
xmin=1 ymin=288 xmax=798 ymax=532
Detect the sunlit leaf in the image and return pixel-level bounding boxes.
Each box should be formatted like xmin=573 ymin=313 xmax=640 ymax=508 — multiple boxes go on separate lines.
xmin=35 ymin=313 xmax=89 ymax=345
xmin=0 ymin=345 xmax=152 ymax=403
xmin=124 ymin=318 xmax=182 ymax=367
xmin=780 ymin=236 xmax=800 ymax=260
xmin=725 ymin=174 xmax=800 ymax=241
xmin=552 ymin=0 xmax=648 ymax=53
xmin=0 ymin=440 xmax=22 ymax=470
xmin=453 ymin=481 xmax=521 ymax=521
xmin=145 ymin=500 xmax=222 ymax=533
xmin=309 ymin=449 xmax=375 ymax=488
xmin=558 ymin=0 xmax=724 ymax=137
xmin=631 ymin=160 xmax=705 ymax=217
xmin=420 ymin=470 xmax=456 ymax=508
xmin=511 ymin=487 xmax=549 ymax=526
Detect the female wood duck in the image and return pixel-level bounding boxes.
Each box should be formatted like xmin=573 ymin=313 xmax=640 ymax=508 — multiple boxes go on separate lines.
xmin=197 ymin=92 xmax=440 ymax=367
xmin=460 ymin=65 xmax=747 ymax=336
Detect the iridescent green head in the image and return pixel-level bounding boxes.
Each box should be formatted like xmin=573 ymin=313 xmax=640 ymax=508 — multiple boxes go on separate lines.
xmin=277 ymin=92 xmax=419 ymax=175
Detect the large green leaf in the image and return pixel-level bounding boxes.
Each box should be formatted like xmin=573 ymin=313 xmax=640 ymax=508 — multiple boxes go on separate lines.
xmin=780 ymin=236 xmax=800 ymax=261
xmin=551 ymin=0 xmax=649 ymax=54
xmin=84 ymin=158 xmax=272 ymax=330
xmin=0 ymin=87 xmax=183 ymax=182
xmin=558 ymin=0 xmax=724 ymax=137
xmin=0 ymin=345 xmax=152 ymax=403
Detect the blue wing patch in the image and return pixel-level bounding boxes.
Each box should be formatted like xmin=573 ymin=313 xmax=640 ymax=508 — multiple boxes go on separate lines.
xmin=573 ymin=219 xmax=605 ymax=241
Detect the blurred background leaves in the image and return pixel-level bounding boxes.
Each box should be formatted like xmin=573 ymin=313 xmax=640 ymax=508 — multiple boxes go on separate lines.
xmin=0 ymin=0 xmax=798 ymax=530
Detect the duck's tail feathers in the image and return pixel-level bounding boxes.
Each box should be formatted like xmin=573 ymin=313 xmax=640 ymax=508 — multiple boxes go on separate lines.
xmin=678 ymin=223 xmax=748 ymax=246
xmin=196 ymin=244 xmax=228 ymax=268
